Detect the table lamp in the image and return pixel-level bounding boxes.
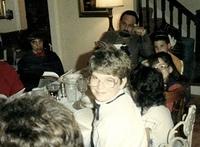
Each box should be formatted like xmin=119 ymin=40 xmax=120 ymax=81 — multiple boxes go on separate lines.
xmin=96 ymin=0 xmax=123 ymax=31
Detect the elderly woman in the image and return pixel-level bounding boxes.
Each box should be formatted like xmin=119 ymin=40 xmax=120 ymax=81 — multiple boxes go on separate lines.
xmin=88 ymin=45 xmax=147 ymax=147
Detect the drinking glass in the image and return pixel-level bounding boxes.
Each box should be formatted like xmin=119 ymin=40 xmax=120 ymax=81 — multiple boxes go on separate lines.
xmin=77 ymin=77 xmax=88 ymax=100
xmin=46 ymin=83 xmax=60 ymax=100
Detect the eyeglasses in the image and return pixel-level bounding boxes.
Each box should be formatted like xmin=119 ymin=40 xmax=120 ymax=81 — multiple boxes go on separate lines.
xmin=88 ymin=75 xmax=118 ymax=88
xmin=154 ymin=64 xmax=169 ymax=70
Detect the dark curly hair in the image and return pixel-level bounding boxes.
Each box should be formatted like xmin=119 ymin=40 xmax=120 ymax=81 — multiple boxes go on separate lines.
xmin=148 ymin=52 xmax=187 ymax=87
xmin=130 ymin=65 xmax=165 ymax=115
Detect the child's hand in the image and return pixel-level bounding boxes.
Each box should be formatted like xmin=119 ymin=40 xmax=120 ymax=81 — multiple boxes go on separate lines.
xmin=168 ymin=35 xmax=177 ymax=48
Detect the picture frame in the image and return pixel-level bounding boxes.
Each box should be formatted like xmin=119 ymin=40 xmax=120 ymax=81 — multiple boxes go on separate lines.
xmin=78 ymin=0 xmax=109 ymax=17
xmin=0 ymin=0 xmax=6 ymax=18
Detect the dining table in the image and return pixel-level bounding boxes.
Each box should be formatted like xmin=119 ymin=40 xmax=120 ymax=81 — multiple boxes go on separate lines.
xmin=58 ymin=94 xmax=94 ymax=147
xmin=34 ymin=70 xmax=94 ymax=147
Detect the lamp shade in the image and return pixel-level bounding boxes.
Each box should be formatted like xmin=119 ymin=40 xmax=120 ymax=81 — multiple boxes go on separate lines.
xmin=96 ymin=0 xmax=123 ymax=8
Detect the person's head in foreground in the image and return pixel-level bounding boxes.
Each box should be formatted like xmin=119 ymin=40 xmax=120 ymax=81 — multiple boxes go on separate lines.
xmin=130 ymin=65 xmax=165 ymax=114
xmin=88 ymin=45 xmax=131 ymax=102
xmin=0 ymin=95 xmax=83 ymax=147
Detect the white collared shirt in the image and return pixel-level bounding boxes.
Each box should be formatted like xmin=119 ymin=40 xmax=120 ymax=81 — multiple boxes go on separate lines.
xmin=92 ymin=89 xmax=147 ymax=147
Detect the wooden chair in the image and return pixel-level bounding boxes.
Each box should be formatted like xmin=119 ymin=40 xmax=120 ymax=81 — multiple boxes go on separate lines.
xmin=159 ymin=105 xmax=196 ymax=147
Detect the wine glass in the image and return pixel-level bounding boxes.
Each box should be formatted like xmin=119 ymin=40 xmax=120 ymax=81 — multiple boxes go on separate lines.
xmin=46 ymin=83 xmax=60 ymax=100
xmin=77 ymin=77 xmax=88 ymax=100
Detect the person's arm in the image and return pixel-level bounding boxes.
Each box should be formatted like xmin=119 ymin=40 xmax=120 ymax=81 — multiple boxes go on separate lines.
xmin=99 ymin=31 xmax=118 ymax=44
xmin=139 ymin=34 xmax=154 ymax=57
xmin=165 ymin=83 xmax=186 ymax=112
xmin=44 ymin=51 xmax=64 ymax=76
xmin=10 ymin=69 xmax=24 ymax=95
xmin=131 ymin=26 xmax=154 ymax=58
xmin=17 ymin=53 xmax=44 ymax=76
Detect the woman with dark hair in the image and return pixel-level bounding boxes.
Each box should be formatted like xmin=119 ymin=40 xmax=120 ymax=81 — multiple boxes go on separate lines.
xmin=149 ymin=52 xmax=186 ymax=86
xmin=148 ymin=52 xmax=188 ymax=123
xmin=130 ymin=65 xmax=174 ymax=147
xmin=17 ymin=31 xmax=64 ymax=91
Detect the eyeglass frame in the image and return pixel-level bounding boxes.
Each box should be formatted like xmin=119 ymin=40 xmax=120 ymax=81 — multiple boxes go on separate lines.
xmin=153 ymin=64 xmax=169 ymax=71
xmin=88 ymin=74 xmax=120 ymax=88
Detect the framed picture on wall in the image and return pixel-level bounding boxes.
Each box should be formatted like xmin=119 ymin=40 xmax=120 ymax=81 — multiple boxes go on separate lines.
xmin=0 ymin=0 xmax=6 ymax=17
xmin=78 ymin=0 xmax=109 ymax=17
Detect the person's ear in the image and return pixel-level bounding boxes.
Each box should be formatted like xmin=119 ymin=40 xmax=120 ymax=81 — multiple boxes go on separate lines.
xmin=119 ymin=77 xmax=127 ymax=89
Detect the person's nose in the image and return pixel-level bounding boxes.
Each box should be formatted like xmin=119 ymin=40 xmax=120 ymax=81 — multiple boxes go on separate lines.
xmin=96 ymin=80 xmax=105 ymax=89
xmin=124 ymin=24 xmax=129 ymax=31
xmin=35 ymin=42 xmax=40 ymax=46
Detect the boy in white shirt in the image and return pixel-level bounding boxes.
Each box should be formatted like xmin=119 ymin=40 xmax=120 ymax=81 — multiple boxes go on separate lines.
xmin=88 ymin=45 xmax=147 ymax=147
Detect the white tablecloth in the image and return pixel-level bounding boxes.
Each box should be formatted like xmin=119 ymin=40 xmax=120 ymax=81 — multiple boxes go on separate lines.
xmin=59 ymin=97 xmax=93 ymax=147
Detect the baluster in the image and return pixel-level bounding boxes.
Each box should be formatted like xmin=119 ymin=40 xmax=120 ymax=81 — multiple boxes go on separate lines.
xmin=178 ymin=9 xmax=182 ymax=36
xmin=153 ymin=0 xmax=157 ymax=31
xmin=195 ymin=10 xmax=200 ymax=61
xmin=186 ymin=17 xmax=191 ymax=38
xmin=137 ymin=0 xmax=143 ymax=26
xmin=169 ymin=1 xmax=174 ymax=26
xmin=161 ymin=0 xmax=166 ymax=24
xmin=146 ymin=0 xmax=150 ymax=33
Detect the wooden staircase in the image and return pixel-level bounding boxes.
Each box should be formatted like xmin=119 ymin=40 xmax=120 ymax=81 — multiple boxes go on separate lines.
xmin=136 ymin=0 xmax=200 ymax=84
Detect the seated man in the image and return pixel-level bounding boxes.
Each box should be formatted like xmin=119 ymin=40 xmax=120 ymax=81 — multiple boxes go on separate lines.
xmin=17 ymin=31 xmax=64 ymax=91
xmin=98 ymin=10 xmax=154 ymax=68
xmin=0 ymin=59 xmax=24 ymax=97
xmin=0 ymin=95 xmax=84 ymax=147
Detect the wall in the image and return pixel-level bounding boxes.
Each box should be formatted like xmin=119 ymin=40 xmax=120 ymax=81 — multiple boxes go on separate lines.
xmin=47 ymin=0 xmax=134 ymax=71
xmin=0 ymin=0 xmax=27 ymax=33
xmin=180 ymin=0 xmax=200 ymax=14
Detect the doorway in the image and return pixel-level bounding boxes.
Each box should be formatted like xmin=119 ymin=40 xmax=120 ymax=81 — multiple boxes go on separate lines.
xmin=24 ymin=0 xmax=51 ymax=48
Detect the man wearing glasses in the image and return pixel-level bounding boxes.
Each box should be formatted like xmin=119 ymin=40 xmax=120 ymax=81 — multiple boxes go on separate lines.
xmin=88 ymin=45 xmax=147 ymax=147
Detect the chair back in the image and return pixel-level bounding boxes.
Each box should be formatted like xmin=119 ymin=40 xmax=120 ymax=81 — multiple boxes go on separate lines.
xmin=159 ymin=105 xmax=196 ymax=147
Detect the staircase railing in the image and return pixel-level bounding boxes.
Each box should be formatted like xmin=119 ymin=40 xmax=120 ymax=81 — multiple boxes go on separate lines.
xmin=137 ymin=0 xmax=200 ymax=83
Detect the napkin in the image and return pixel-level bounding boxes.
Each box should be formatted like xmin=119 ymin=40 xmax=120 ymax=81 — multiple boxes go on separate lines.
xmin=74 ymin=108 xmax=93 ymax=129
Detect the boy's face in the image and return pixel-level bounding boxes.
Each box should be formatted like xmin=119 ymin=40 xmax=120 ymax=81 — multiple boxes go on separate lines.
xmin=154 ymin=40 xmax=171 ymax=53
xmin=89 ymin=72 xmax=126 ymax=102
